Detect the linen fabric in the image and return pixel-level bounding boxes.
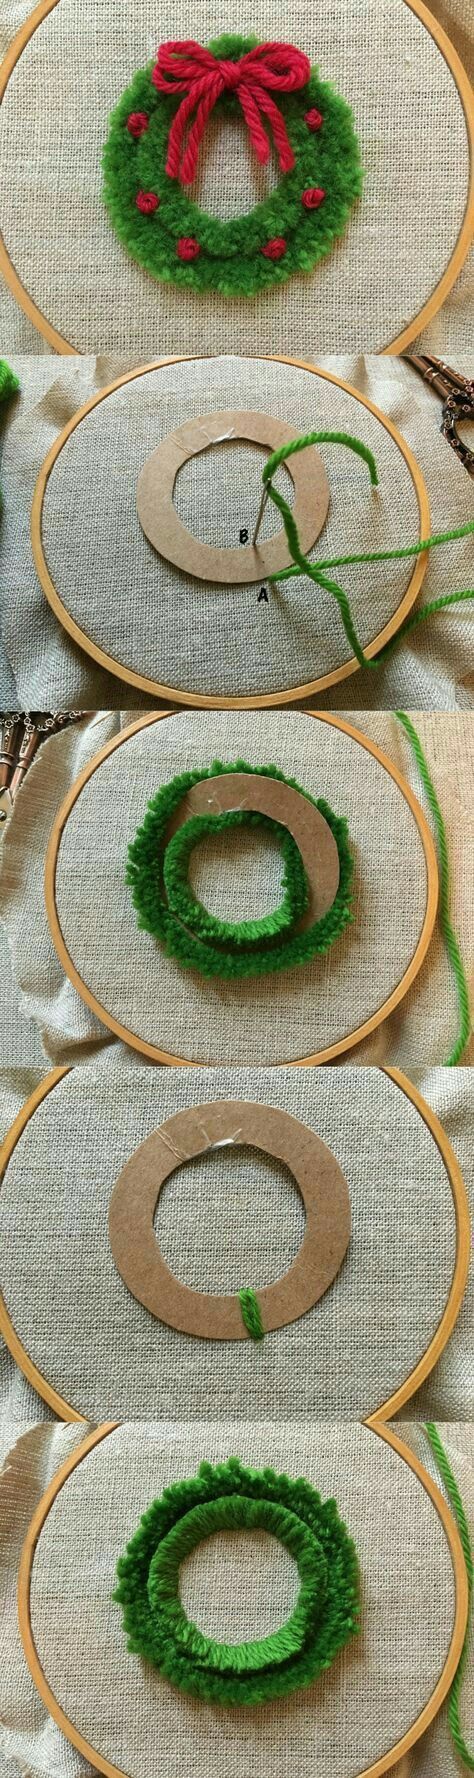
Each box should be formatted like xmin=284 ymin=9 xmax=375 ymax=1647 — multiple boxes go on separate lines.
xmin=0 ymin=1 xmax=470 ymax=356
xmin=0 ymin=1063 xmax=462 ymax=1421
xmin=1 ymin=355 xmax=474 ymax=712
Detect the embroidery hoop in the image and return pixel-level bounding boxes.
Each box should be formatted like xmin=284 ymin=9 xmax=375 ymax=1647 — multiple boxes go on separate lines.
xmin=0 ymin=1065 xmax=468 ymax=1423
xmin=17 ymin=1422 xmax=469 ymax=1778
xmin=0 ymin=0 xmax=473 ymax=352
xmin=31 ymin=358 xmax=431 ymax=705
xmin=44 ymin=710 xmax=439 ymax=1065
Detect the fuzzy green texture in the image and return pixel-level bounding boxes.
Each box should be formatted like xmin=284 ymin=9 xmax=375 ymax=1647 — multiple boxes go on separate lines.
xmin=126 ymin=759 xmax=353 ymax=980
xmin=103 ymin=33 xmax=362 ymax=295
xmin=0 ymin=360 xmax=19 ymax=517
xmin=114 ymin=1456 xmax=360 ymax=1705
xmin=238 ymin=1287 xmax=265 ymax=1340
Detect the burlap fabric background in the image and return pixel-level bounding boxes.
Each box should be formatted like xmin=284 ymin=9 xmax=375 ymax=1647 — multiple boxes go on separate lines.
xmin=2 ymin=355 xmax=473 ymax=711
xmin=0 ymin=0 xmax=471 ymax=356
xmin=48 ymin=708 xmax=433 ymax=1064
xmin=1 ymin=711 xmax=472 ymax=1069
xmin=0 ymin=1063 xmax=463 ymax=1421
xmin=0 ymin=1420 xmax=466 ymax=1778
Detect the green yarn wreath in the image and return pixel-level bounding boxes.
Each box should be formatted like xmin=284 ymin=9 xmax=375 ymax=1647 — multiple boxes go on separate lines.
xmin=126 ymin=760 xmax=354 ymax=980
xmin=114 ymin=1456 xmax=360 ymax=1705
xmin=103 ymin=34 xmax=362 ymax=296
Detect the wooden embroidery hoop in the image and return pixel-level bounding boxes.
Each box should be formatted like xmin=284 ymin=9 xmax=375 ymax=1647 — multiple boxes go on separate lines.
xmin=16 ymin=1421 xmax=469 ymax=1778
xmin=0 ymin=0 xmax=473 ymax=354
xmin=30 ymin=357 xmax=431 ymax=706
xmin=0 ymin=1065 xmax=469 ymax=1421
xmin=44 ymin=710 xmax=439 ymax=1065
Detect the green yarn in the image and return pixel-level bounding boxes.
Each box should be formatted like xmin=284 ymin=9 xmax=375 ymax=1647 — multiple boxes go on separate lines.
xmin=239 ymin=1288 xmax=265 ymax=1340
xmin=0 ymin=360 xmax=19 ymax=516
xmin=126 ymin=760 xmax=353 ymax=981
xmin=114 ymin=1456 xmax=359 ymax=1704
xmin=162 ymin=809 xmax=309 ymax=948
xmin=103 ymin=35 xmax=362 ymax=296
xmin=425 ymin=1424 xmax=474 ymax=1770
xmin=263 ymin=430 xmax=474 ymax=668
xmin=396 ymin=712 xmax=471 ymax=1066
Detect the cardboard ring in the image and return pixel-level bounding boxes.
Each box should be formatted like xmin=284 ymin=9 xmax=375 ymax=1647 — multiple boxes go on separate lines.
xmin=136 ymin=410 xmax=330 ymax=584
xmin=0 ymin=1066 xmax=469 ymax=1421
xmin=163 ymin=771 xmax=341 ymax=928
xmin=17 ymin=1422 xmax=469 ymax=1778
xmin=31 ymin=357 xmax=432 ymax=707
xmin=108 ymin=1101 xmax=351 ymax=1338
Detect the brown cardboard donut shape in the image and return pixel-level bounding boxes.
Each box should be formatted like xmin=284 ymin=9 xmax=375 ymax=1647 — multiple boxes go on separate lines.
xmin=109 ymin=1101 xmax=351 ymax=1337
xmin=136 ymin=409 xmax=330 ymax=582
xmin=165 ymin=771 xmax=341 ymax=925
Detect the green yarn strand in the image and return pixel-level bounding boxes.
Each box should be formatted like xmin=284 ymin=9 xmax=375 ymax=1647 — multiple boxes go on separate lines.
xmin=239 ymin=1288 xmax=265 ymax=1341
xmin=425 ymin=1424 xmax=474 ymax=1771
xmin=0 ymin=360 xmax=19 ymax=516
xmin=396 ymin=713 xmax=471 ymax=1066
xmin=262 ymin=428 xmax=474 ymax=668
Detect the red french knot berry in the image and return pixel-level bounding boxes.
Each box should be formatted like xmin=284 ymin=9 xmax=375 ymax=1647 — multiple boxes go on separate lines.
xmin=261 ymin=237 xmax=287 ymax=260
xmin=127 ymin=112 xmax=149 ymax=138
xmin=136 ymin=190 xmax=159 ymax=214
xmin=302 ymin=187 xmax=326 ymax=209
xmin=177 ymin=237 xmax=201 ymax=260
xmin=305 ymin=108 xmax=323 ymax=131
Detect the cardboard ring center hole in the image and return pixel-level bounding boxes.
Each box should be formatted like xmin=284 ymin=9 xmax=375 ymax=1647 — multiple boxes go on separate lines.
xmin=136 ymin=410 xmax=330 ymax=584
xmin=164 ymin=772 xmax=341 ymax=928
xmin=108 ymin=1101 xmax=351 ymax=1339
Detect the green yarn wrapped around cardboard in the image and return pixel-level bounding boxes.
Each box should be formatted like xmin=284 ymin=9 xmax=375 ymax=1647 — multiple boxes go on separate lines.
xmin=114 ymin=1456 xmax=359 ymax=1704
xmin=126 ymin=759 xmax=353 ymax=980
xmin=103 ymin=35 xmax=362 ymax=296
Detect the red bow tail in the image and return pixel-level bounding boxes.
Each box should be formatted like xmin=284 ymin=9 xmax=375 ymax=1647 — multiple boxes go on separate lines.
xmin=152 ymin=39 xmax=311 ymax=187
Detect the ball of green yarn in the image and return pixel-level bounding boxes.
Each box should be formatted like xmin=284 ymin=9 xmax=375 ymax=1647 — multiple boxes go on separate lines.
xmin=126 ymin=759 xmax=353 ymax=980
xmin=114 ymin=1456 xmax=360 ymax=1705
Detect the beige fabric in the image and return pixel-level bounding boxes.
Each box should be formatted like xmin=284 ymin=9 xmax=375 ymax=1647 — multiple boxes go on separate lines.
xmin=25 ymin=1422 xmax=456 ymax=1778
xmin=50 ymin=708 xmax=433 ymax=1064
xmin=0 ymin=0 xmax=470 ymax=357
xmin=1 ymin=711 xmax=472 ymax=1069
xmin=0 ymin=1063 xmax=464 ymax=1421
xmin=0 ymin=1420 xmax=471 ymax=1778
xmin=2 ymin=353 xmax=474 ymax=712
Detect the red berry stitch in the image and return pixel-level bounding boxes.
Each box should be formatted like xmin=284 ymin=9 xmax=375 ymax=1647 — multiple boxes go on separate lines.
xmin=301 ymin=187 xmax=326 ymax=209
xmin=127 ymin=112 xmax=149 ymax=138
xmin=304 ymin=108 xmax=323 ymax=131
xmin=136 ymin=191 xmax=159 ymax=214
xmin=261 ymin=238 xmax=287 ymax=260
xmin=177 ymin=237 xmax=201 ymax=260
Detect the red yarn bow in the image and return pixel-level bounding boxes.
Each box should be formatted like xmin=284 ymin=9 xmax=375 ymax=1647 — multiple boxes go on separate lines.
xmin=152 ymin=39 xmax=311 ymax=186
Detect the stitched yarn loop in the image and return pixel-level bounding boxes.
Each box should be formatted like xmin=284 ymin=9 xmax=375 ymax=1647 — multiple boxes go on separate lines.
xmin=103 ymin=34 xmax=362 ymax=295
xmin=126 ymin=760 xmax=353 ymax=980
xmin=425 ymin=1425 xmax=474 ymax=1771
xmin=114 ymin=1456 xmax=360 ymax=1704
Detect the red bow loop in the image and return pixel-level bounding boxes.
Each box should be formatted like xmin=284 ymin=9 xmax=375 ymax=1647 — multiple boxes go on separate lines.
xmin=152 ymin=38 xmax=311 ymax=186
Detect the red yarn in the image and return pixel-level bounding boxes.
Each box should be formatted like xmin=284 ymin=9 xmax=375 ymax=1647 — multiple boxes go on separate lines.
xmin=301 ymin=186 xmax=326 ymax=208
xmin=152 ymin=39 xmax=311 ymax=186
xmin=261 ymin=237 xmax=287 ymax=259
xmin=136 ymin=191 xmax=159 ymax=213
xmin=177 ymin=236 xmax=201 ymax=259
xmin=127 ymin=111 xmax=149 ymax=138
xmin=304 ymin=108 xmax=323 ymax=131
